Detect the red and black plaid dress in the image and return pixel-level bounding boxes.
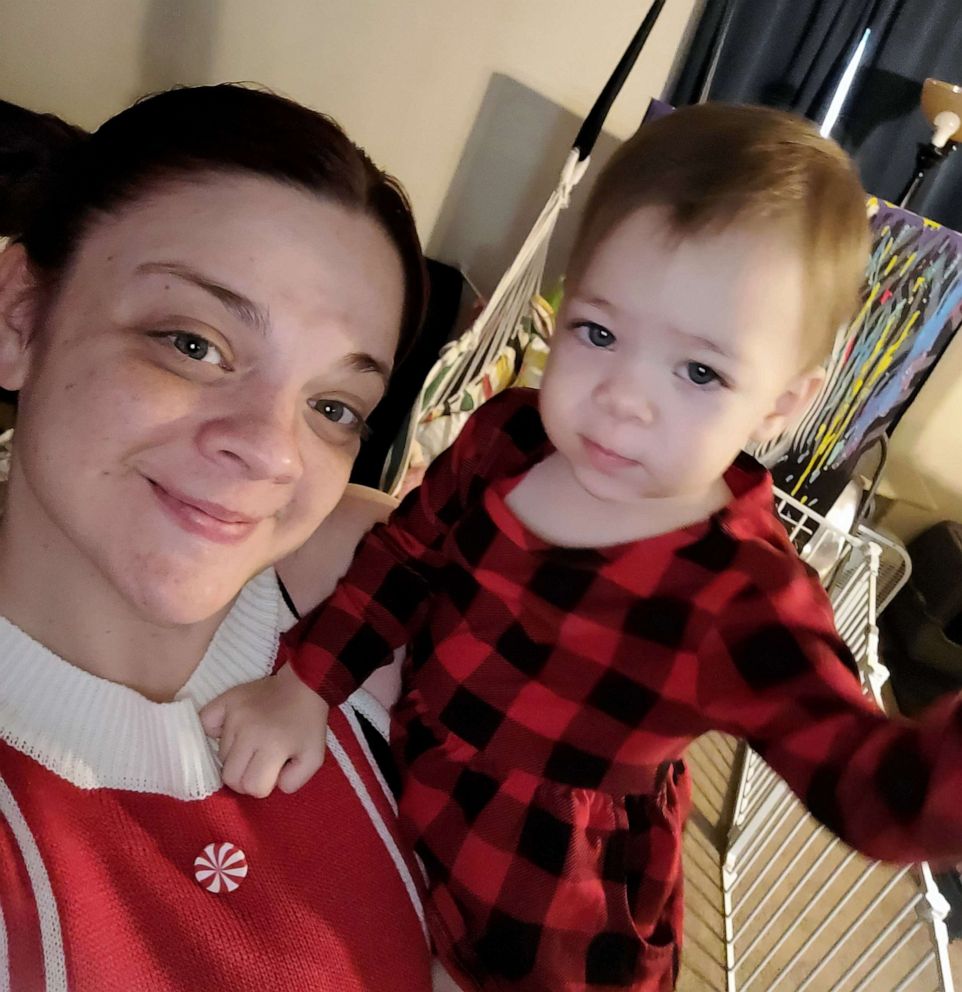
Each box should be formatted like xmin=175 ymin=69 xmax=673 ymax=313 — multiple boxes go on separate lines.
xmin=289 ymin=389 xmax=962 ymax=992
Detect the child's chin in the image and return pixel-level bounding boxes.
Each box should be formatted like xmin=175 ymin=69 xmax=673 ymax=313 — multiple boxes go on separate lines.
xmin=575 ymin=467 xmax=652 ymax=505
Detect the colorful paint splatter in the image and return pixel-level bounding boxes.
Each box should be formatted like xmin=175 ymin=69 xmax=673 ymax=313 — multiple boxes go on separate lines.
xmin=767 ymin=198 xmax=962 ymax=513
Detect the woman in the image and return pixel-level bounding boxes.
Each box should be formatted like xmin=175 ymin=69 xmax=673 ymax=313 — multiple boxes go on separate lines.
xmin=0 ymin=85 xmax=430 ymax=990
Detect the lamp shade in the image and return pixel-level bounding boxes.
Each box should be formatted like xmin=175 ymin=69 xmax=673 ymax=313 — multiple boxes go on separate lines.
xmin=921 ymin=78 xmax=962 ymax=142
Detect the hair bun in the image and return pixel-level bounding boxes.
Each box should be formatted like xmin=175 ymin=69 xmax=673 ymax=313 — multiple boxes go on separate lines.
xmin=0 ymin=99 xmax=86 ymax=238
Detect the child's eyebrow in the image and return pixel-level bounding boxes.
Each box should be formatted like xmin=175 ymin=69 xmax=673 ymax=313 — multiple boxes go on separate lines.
xmin=673 ymin=328 xmax=738 ymax=362
xmin=578 ymin=295 xmax=613 ymax=310
xmin=575 ymin=295 xmax=742 ymax=363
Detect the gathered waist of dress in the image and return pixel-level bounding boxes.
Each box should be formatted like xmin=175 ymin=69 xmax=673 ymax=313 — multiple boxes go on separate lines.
xmin=393 ymin=688 xmax=686 ymax=802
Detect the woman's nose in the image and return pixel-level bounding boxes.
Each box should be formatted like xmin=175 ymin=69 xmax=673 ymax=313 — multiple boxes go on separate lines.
xmin=197 ymin=394 xmax=302 ymax=484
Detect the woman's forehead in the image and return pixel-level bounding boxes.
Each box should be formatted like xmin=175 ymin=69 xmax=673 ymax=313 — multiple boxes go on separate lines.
xmin=32 ymin=175 xmax=404 ymax=375
xmin=73 ymin=175 xmax=402 ymax=319
xmin=83 ymin=173 xmax=351 ymax=257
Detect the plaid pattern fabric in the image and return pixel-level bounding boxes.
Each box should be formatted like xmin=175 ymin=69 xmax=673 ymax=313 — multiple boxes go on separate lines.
xmin=289 ymin=389 xmax=962 ymax=991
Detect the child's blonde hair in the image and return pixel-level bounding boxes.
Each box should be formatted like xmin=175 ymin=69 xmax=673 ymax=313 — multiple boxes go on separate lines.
xmin=570 ymin=103 xmax=870 ymax=366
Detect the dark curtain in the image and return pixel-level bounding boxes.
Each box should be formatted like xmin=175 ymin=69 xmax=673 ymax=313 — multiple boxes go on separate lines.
xmin=670 ymin=0 xmax=962 ymax=232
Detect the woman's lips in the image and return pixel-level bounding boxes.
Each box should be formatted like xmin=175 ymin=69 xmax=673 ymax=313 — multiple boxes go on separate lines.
xmin=148 ymin=479 xmax=261 ymax=545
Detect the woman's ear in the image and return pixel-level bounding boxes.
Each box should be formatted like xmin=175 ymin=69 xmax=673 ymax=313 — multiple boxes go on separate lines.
xmin=0 ymin=243 xmax=40 ymax=391
xmin=750 ymin=365 xmax=826 ymax=445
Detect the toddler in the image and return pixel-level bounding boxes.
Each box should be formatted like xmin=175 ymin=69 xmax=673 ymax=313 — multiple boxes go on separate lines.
xmin=203 ymin=104 xmax=962 ymax=991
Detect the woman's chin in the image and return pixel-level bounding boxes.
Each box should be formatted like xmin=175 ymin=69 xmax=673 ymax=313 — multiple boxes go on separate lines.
xmin=118 ymin=566 xmax=252 ymax=628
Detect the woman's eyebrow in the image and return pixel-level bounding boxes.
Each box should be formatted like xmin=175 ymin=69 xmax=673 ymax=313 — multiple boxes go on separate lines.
xmin=345 ymin=352 xmax=391 ymax=386
xmin=136 ymin=261 xmax=270 ymax=337
xmin=138 ymin=262 xmax=391 ymax=384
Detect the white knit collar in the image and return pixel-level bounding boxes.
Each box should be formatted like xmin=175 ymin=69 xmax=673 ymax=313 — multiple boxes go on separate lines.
xmin=0 ymin=568 xmax=294 ymax=800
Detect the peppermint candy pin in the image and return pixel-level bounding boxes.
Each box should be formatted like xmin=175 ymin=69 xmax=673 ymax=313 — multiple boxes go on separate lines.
xmin=194 ymin=842 xmax=249 ymax=894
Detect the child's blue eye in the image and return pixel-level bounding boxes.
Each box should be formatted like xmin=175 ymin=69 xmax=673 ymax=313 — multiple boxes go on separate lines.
xmin=575 ymin=322 xmax=616 ymax=349
xmin=686 ymin=362 xmax=721 ymax=386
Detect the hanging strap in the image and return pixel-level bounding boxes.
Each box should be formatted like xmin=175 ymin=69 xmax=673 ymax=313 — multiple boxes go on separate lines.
xmin=573 ymin=0 xmax=668 ymax=159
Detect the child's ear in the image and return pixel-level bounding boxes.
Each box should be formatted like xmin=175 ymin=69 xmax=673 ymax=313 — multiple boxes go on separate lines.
xmin=750 ymin=365 xmax=826 ymax=445
xmin=0 ymin=243 xmax=41 ymax=391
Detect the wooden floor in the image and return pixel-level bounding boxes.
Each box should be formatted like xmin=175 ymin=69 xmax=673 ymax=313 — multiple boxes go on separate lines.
xmin=677 ymin=734 xmax=959 ymax=991
xmin=678 ymin=733 xmax=737 ymax=991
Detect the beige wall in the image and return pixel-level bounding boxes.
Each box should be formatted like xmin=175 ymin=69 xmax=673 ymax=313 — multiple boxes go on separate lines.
xmin=8 ymin=0 xmax=956 ymax=532
xmin=880 ymin=329 xmax=962 ymax=540
xmin=0 ymin=0 xmax=701 ymax=244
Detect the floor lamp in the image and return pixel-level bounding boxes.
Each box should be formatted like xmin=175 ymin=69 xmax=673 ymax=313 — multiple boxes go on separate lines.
xmin=899 ymin=78 xmax=962 ymax=210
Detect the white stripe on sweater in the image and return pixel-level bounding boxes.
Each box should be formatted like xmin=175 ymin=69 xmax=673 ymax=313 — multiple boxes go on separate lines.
xmin=0 ymin=886 xmax=9 ymax=992
xmin=327 ymin=726 xmax=428 ymax=944
xmin=343 ymin=695 xmax=397 ymax=816
xmin=0 ymin=774 xmax=66 ymax=991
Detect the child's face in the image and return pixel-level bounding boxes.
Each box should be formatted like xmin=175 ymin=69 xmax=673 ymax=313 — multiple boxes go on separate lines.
xmin=540 ymin=207 xmax=821 ymax=505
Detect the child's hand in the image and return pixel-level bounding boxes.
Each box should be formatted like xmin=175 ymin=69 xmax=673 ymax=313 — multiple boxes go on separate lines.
xmin=200 ymin=665 xmax=330 ymax=798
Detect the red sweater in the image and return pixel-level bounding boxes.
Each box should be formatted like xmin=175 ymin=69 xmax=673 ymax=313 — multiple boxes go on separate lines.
xmin=0 ymin=569 xmax=431 ymax=991
xmin=289 ymin=389 xmax=962 ymax=991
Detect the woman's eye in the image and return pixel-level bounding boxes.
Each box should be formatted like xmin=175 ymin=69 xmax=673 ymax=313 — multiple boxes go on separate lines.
xmin=575 ymin=322 xmax=616 ymax=349
xmin=164 ymin=331 xmax=226 ymax=367
xmin=684 ymin=361 xmax=723 ymax=387
xmin=309 ymin=399 xmax=372 ymax=440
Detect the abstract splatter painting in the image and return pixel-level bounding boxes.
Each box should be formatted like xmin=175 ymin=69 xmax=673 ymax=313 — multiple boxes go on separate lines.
xmin=765 ymin=198 xmax=962 ymax=513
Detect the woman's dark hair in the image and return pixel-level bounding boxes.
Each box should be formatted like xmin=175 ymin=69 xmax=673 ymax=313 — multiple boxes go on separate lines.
xmin=0 ymin=99 xmax=85 ymax=239
xmin=10 ymin=84 xmax=426 ymax=357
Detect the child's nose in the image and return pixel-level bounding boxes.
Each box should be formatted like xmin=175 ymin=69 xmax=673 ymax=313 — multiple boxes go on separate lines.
xmin=595 ymin=372 xmax=656 ymax=425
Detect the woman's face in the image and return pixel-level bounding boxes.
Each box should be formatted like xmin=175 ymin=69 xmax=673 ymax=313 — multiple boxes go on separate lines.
xmin=8 ymin=173 xmax=404 ymax=624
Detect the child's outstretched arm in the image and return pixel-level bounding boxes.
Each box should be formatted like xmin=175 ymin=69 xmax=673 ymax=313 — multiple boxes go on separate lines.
xmin=701 ymin=562 xmax=962 ymax=867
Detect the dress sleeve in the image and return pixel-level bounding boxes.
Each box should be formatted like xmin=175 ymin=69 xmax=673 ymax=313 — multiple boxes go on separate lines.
xmin=287 ymin=390 xmax=540 ymax=707
xmin=700 ymin=557 xmax=962 ymax=867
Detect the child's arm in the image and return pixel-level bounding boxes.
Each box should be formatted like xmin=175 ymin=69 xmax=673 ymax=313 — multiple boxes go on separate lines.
xmin=278 ymin=485 xmax=404 ymax=712
xmin=202 ymin=390 xmax=537 ymax=796
xmin=287 ymin=390 xmax=542 ymax=703
xmin=701 ymin=565 xmax=962 ymax=867
xmin=202 ymin=462 xmax=463 ymax=797
xmin=276 ymin=483 xmax=399 ymax=620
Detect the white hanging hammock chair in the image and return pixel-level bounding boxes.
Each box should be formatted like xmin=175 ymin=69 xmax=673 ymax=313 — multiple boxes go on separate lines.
xmin=381 ymin=1 xmax=667 ymax=495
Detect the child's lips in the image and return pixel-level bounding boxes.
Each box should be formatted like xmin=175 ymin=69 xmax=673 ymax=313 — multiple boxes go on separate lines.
xmin=580 ymin=436 xmax=642 ymax=472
